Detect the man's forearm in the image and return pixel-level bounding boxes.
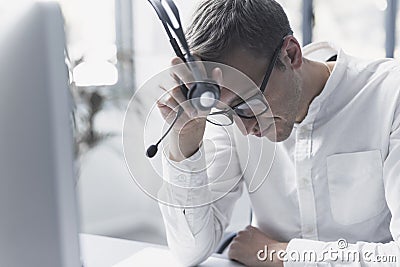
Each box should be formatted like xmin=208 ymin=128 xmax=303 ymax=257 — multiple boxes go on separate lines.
xmin=168 ymin=121 xmax=205 ymax=162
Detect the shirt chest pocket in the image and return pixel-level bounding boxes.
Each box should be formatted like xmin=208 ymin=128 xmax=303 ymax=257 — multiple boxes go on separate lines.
xmin=326 ymin=150 xmax=386 ymax=225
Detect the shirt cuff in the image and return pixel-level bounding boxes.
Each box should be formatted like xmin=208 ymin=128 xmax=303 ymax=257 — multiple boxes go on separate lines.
xmin=162 ymin=144 xmax=208 ymax=188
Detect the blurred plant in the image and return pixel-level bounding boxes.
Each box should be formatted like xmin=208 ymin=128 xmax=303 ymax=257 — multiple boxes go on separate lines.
xmin=66 ymin=52 xmax=117 ymax=158
xmin=64 ymin=33 xmax=141 ymax=160
xmin=73 ymin=86 xmax=114 ymax=155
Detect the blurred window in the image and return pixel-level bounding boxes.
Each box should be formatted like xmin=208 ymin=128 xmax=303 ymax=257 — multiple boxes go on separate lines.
xmin=313 ymin=0 xmax=394 ymax=58
xmin=60 ymin=0 xmax=118 ymax=86
xmin=278 ymin=0 xmax=304 ymax=45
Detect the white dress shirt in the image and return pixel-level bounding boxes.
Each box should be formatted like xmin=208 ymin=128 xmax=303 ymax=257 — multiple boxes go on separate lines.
xmin=158 ymin=46 xmax=400 ymax=267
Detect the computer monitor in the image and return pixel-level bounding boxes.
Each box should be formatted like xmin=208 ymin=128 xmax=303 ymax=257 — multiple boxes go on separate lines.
xmin=0 ymin=2 xmax=81 ymax=267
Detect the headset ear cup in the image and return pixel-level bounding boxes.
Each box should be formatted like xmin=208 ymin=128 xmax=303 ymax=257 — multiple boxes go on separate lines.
xmin=187 ymin=80 xmax=220 ymax=110
xmin=210 ymin=80 xmax=221 ymax=100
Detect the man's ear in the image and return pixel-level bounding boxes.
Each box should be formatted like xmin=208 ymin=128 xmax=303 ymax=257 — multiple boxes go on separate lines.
xmin=281 ymin=36 xmax=302 ymax=69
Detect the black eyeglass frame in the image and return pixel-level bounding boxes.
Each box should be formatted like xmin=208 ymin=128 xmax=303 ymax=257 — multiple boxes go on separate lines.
xmin=206 ymin=31 xmax=293 ymax=126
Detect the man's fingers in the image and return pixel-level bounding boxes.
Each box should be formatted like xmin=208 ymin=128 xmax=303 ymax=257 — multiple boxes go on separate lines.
xmin=168 ymin=56 xmax=221 ymax=118
xmin=171 ymin=57 xmax=184 ymax=66
xmin=164 ymin=60 xmax=198 ymax=117
xmin=170 ymin=56 xmax=208 ymax=85
xmin=192 ymin=54 xmax=207 ymax=76
xmin=172 ymin=86 xmax=198 ymax=117
xmin=157 ymin=99 xmax=190 ymax=124
xmin=159 ymin=85 xmax=196 ymax=117
xmin=211 ymin=67 xmax=223 ymax=86
xmin=228 ymin=240 xmax=242 ymax=261
xmin=171 ymin=57 xmax=192 ymax=85
xmin=158 ymin=92 xmax=178 ymax=111
xmin=157 ymin=103 xmax=173 ymax=122
xmin=171 ymin=57 xmax=194 ymax=85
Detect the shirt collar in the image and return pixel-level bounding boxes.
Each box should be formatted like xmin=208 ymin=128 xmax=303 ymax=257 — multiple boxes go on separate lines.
xmin=297 ymin=48 xmax=348 ymax=128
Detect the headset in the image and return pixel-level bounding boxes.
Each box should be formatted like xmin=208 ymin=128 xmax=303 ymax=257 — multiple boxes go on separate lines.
xmin=146 ymin=0 xmax=221 ymax=158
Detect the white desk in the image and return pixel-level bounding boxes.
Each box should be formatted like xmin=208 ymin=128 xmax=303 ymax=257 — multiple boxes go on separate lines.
xmin=80 ymin=234 xmax=244 ymax=267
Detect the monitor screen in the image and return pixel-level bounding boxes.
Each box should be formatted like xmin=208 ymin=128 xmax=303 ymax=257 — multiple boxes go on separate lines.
xmin=0 ymin=2 xmax=81 ymax=267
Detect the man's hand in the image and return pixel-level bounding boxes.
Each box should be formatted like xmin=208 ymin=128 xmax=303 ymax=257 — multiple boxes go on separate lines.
xmin=228 ymin=225 xmax=288 ymax=267
xmin=157 ymin=56 xmax=223 ymax=161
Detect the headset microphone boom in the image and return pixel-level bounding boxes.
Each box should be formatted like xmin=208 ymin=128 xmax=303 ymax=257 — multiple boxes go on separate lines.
xmin=146 ymin=0 xmax=221 ymax=158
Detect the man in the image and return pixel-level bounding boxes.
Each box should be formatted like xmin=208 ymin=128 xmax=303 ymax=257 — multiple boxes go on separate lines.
xmin=156 ymin=0 xmax=400 ymax=266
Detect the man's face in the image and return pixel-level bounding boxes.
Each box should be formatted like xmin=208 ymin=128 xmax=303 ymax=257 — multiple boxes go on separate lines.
xmin=218 ymin=47 xmax=301 ymax=142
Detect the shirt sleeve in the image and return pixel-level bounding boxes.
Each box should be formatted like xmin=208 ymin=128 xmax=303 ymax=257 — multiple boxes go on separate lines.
xmin=284 ymin=97 xmax=400 ymax=267
xmin=157 ymin=125 xmax=244 ymax=266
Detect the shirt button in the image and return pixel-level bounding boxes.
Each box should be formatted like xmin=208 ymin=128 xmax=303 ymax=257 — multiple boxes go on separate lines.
xmin=304 ymin=227 xmax=314 ymax=236
xmin=178 ymin=174 xmax=186 ymax=182
xmin=301 ymin=177 xmax=310 ymax=185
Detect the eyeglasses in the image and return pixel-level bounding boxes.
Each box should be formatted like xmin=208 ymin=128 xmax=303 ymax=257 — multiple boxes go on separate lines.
xmin=206 ymin=33 xmax=292 ymax=126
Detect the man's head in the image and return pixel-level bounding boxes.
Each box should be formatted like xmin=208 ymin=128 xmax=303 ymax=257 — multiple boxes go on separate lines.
xmin=186 ymin=0 xmax=305 ymax=142
xmin=186 ymin=0 xmax=292 ymax=64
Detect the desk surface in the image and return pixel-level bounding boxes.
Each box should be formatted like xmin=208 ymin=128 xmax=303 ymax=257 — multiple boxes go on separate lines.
xmin=80 ymin=234 xmax=243 ymax=267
